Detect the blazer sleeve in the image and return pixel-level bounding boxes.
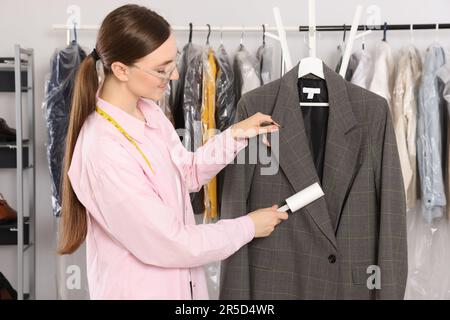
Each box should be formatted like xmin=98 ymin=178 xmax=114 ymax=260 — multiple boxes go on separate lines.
xmin=371 ymin=100 xmax=408 ymax=299
xmin=87 ymin=138 xmax=255 ymax=269
xmin=219 ymin=97 xmax=257 ymax=299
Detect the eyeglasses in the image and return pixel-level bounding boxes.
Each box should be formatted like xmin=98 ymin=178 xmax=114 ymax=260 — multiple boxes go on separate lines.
xmin=131 ymin=51 xmax=181 ymax=82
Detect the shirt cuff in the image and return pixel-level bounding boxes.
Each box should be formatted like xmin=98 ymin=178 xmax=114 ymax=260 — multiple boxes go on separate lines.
xmin=235 ymin=215 xmax=255 ymax=243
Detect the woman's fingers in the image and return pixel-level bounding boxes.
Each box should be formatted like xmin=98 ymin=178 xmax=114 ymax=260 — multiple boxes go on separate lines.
xmin=231 ymin=113 xmax=281 ymax=140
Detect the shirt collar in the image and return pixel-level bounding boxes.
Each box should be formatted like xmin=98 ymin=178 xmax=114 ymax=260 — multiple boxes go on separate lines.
xmin=95 ymin=90 xmax=161 ymax=143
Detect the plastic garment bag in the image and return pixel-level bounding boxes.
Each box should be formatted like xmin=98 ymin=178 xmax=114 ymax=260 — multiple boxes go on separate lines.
xmin=404 ymin=203 xmax=450 ymax=299
xmin=416 ymin=44 xmax=447 ymax=222
xmin=214 ymin=45 xmax=236 ymax=223
xmin=172 ymin=43 xmax=191 ymax=130
xmin=157 ymin=80 xmax=175 ymax=126
xmin=334 ymin=44 xmax=359 ymax=81
xmin=215 ymin=44 xmax=236 ymax=132
xmin=256 ymin=44 xmax=273 ymax=85
xmin=42 ymin=43 xmax=86 ymax=217
xmin=233 ymin=45 xmax=261 ymax=102
xmin=201 ymin=47 xmax=218 ymax=222
xmin=182 ymin=44 xmax=205 ymax=215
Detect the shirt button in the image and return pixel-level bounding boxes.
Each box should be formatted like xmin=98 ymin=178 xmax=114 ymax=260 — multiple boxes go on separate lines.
xmin=328 ymin=254 xmax=337 ymax=264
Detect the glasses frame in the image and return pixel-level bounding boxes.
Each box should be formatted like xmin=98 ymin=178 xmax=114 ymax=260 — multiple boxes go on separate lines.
xmin=131 ymin=51 xmax=181 ymax=82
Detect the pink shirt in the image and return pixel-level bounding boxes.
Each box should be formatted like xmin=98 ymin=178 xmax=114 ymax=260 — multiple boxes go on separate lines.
xmin=67 ymin=96 xmax=254 ymax=299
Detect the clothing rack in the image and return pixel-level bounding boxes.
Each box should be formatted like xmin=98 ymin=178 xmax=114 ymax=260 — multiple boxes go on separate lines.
xmin=298 ymin=23 xmax=450 ymax=32
xmin=52 ymin=23 xmax=450 ymax=32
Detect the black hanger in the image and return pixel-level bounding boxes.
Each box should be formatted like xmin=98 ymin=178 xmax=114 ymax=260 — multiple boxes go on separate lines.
xmin=362 ymin=25 xmax=366 ymax=50
xmin=71 ymin=21 xmax=78 ymax=45
xmin=262 ymin=24 xmax=266 ymax=46
xmin=206 ymin=24 xmax=211 ymax=45
xmin=188 ymin=23 xmax=193 ymax=43
xmin=342 ymin=24 xmax=347 ymax=43
xmin=382 ymin=22 xmax=387 ymax=41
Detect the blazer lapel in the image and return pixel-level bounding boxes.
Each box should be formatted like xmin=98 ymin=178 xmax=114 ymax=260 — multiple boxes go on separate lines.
xmin=321 ymin=64 xmax=362 ymax=231
xmin=271 ymin=64 xmax=337 ymax=249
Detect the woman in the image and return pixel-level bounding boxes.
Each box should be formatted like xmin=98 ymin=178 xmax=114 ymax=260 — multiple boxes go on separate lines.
xmin=58 ymin=4 xmax=287 ymax=299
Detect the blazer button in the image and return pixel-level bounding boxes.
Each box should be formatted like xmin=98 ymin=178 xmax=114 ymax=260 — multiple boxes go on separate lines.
xmin=328 ymin=254 xmax=337 ymax=264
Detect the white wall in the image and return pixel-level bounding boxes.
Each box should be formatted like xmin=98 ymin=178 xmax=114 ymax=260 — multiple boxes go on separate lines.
xmin=0 ymin=0 xmax=449 ymax=299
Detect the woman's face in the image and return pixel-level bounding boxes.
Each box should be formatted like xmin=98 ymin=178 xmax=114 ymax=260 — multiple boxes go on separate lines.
xmin=125 ymin=33 xmax=179 ymax=101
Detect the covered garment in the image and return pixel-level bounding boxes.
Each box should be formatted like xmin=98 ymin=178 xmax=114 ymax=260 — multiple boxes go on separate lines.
xmin=157 ymin=81 xmax=174 ymax=126
xmin=172 ymin=43 xmax=190 ymax=130
xmin=335 ymin=44 xmax=359 ymax=81
xmin=215 ymin=45 xmax=236 ymax=217
xmin=201 ymin=48 xmax=218 ymax=221
xmin=350 ymin=49 xmax=374 ymax=89
xmin=233 ymin=45 xmax=261 ymax=103
xmin=181 ymin=44 xmax=205 ymax=215
xmin=220 ymin=63 xmax=407 ymax=300
xmin=416 ymin=44 xmax=447 ymax=222
xmin=43 ymin=43 xmax=86 ymax=217
xmin=256 ymin=44 xmax=273 ymax=85
xmin=392 ymin=45 xmax=422 ymax=209
xmin=437 ymin=62 xmax=450 ymax=218
xmin=369 ymin=41 xmax=395 ymax=109
xmin=67 ymin=94 xmax=252 ymax=299
xmin=215 ymin=45 xmax=236 ymax=136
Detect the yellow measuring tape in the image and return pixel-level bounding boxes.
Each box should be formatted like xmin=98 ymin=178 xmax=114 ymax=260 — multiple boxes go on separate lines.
xmin=96 ymin=106 xmax=154 ymax=173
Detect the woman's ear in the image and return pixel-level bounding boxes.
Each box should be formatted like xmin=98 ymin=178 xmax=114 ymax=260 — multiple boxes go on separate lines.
xmin=110 ymin=61 xmax=130 ymax=82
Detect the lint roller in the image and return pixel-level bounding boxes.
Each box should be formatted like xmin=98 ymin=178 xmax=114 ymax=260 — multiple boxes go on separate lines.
xmin=277 ymin=182 xmax=324 ymax=213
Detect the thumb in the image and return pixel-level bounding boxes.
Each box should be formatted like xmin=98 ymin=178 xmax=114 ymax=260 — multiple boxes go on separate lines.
xmin=277 ymin=211 xmax=289 ymax=220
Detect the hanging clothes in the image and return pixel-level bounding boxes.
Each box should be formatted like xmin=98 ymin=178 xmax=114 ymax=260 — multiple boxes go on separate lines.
xmin=157 ymin=81 xmax=175 ymax=126
xmin=416 ymin=44 xmax=447 ymax=222
xmin=392 ymin=45 xmax=422 ymax=209
xmin=369 ymin=41 xmax=395 ymax=109
xmin=437 ymin=62 xmax=450 ymax=218
xmin=215 ymin=44 xmax=236 ymax=132
xmin=256 ymin=44 xmax=273 ymax=85
xmin=43 ymin=42 xmax=87 ymax=217
xmin=350 ymin=49 xmax=374 ymax=89
xmin=201 ymin=48 xmax=218 ymax=222
xmin=215 ymin=44 xmax=236 ymax=217
xmin=233 ymin=45 xmax=261 ymax=103
xmin=335 ymin=44 xmax=359 ymax=81
xmin=172 ymin=43 xmax=190 ymax=131
xmin=181 ymin=44 xmax=205 ymax=215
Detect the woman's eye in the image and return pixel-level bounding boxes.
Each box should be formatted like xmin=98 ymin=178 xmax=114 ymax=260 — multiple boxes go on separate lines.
xmin=157 ymin=70 xmax=166 ymax=75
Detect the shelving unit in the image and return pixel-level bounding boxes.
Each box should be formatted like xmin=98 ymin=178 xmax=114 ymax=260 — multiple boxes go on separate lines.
xmin=0 ymin=44 xmax=36 ymax=300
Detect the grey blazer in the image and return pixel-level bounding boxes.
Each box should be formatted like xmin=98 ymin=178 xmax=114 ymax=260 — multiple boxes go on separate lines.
xmin=219 ymin=63 xmax=408 ymax=300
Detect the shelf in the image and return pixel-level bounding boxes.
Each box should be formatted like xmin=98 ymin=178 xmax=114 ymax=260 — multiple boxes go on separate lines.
xmin=0 ymin=217 xmax=30 ymax=246
xmin=0 ymin=58 xmax=29 ymax=92
xmin=0 ymin=140 xmax=30 ymax=168
xmin=0 ymin=139 xmax=30 ymax=147
xmin=0 ymin=45 xmax=36 ymax=300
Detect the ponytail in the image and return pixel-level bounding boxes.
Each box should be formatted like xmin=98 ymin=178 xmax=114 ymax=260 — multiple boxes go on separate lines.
xmin=58 ymin=53 xmax=98 ymax=254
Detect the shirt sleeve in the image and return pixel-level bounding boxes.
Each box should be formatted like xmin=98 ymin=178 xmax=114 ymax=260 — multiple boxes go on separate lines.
xmin=88 ymin=138 xmax=255 ymax=269
xmin=169 ymin=126 xmax=248 ymax=193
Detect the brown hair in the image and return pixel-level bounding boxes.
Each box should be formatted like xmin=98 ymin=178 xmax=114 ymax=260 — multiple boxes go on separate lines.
xmin=58 ymin=4 xmax=171 ymax=254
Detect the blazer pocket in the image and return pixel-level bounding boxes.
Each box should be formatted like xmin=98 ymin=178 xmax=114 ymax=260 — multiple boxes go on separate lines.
xmin=248 ymin=246 xmax=275 ymax=270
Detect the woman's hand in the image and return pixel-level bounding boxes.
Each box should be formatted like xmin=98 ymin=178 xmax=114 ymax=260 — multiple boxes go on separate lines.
xmin=247 ymin=205 xmax=288 ymax=238
xmin=231 ymin=112 xmax=281 ymax=146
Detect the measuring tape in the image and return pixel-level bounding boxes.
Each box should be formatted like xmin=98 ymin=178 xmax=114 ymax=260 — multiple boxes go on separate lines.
xmin=96 ymin=106 xmax=154 ymax=174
